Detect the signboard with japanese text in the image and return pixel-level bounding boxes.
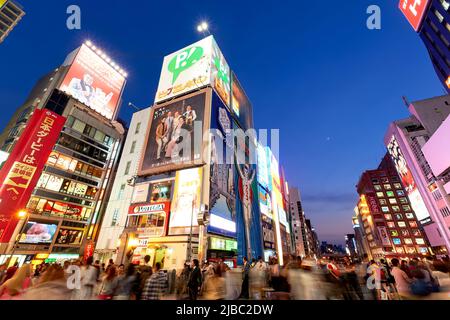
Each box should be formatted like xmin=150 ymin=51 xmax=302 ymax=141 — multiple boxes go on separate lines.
xmin=399 ymin=0 xmax=430 ymax=31
xmin=0 ymin=109 xmax=66 ymax=243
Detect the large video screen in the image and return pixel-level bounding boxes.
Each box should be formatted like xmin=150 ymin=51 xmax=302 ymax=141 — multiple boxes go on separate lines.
xmin=139 ymin=91 xmax=207 ymax=176
xmin=59 ymin=44 xmax=126 ymax=120
xmin=19 ymin=222 xmax=58 ymax=244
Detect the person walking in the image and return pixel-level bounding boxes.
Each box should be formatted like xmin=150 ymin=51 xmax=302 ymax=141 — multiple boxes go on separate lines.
xmin=0 ymin=263 xmax=32 ymax=299
xmin=114 ymin=264 xmax=137 ymax=300
xmin=202 ymin=266 xmax=226 ymax=300
xmin=391 ymin=258 xmax=413 ymax=300
xmin=187 ymin=259 xmax=202 ymax=300
xmin=239 ymin=256 xmax=251 ymax=299
xmin=22 ymin=264 xmax=72 ymax=300
xmin=141 ymin=262 xmax=167 ymax=300
xmin=98 ymin=266 xmax=119 ymax=300
xmin=79 ymin=256 xmax=98 ymax=300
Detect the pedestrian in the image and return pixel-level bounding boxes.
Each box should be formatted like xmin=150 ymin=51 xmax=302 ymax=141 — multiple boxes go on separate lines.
xmin=188 ymin=259 xmax=202 ymax=300
xmin=22 ymin=264 xmax=72 ymax=300
xmin=176 ymin=262 xmax=190 ymax=299
xmin=400 ymin=260 xmax=412 ymax=278
xmin=141 ymin=262 xmax=168 ymax=300
xmin=0 ymin=264 xmax=7 ymax=285
xmin=239 ymin=256 xmax=251 ymax=299
xmin=98 ymin=266 xmax=119 ymax=300
xmin=79 ymin=256 xmax=98 ymax=300
xmin=2 ymin=262 xmax=19 ymax=284
xmin=391 ymin=258 xmax=413 ymax=300
xmin=202 ymin=265 xmax=226 ymax=300
xmin=0 ymin=263 xmax=32 ymax=299
xmin=114 ymin=264 xmax=137 ymax=300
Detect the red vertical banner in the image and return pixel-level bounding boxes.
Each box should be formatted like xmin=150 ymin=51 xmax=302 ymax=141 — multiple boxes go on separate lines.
xmin=84 ymin=240 xmax=94 ymax=262
xmin=0 ymin=109 xmax=66 ymax=243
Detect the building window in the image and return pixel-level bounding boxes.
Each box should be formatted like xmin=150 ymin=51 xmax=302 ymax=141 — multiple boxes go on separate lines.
xmin=435 ymin=10 xmax=444 ymax=23
xmin=118 ymin=184 xmax=126 ymax=200
xmin=389 ymin=198 xmax=397 ymax=204
xmin=111 ymin=208 xmax=119 ymax=226
xmin=379 ymin=199 xmax=387 ymax=205
xmin=384 ymin=184 xmax=392 ymax=190
xmin=396 ymin=190 xmax=405 ymax=196
xmin=382 ymin=206 xmax=390 ymax=213
xmin=441 ymin=0 xmax=450 ymax=10
xmin=124 ymin=161 xmax=132 ymax=176
xmin=386 ymin=191 xmax=395 ymax=198
xmin=376 ymin=192 xmax=384 ymax=198
xmin=393 ymin=183 xmax=402 ymax=189
xmin=135 ymin=122 xmax=141 ymax=134
xmin=374 ymin=185 xmax=382 ymax=191
xmin=130 ymin=141 xmax=137 ymax=154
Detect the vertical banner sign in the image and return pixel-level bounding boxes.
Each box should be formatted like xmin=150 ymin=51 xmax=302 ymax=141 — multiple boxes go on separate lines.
xmin=0 ymin=109 xmax=66 ymax=243
xmin=399 ymin=0 xmax=430 ymax=31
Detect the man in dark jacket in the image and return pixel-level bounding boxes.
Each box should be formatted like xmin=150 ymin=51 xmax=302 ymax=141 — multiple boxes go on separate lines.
xmin=188 ymin=259 xmax=202 ymax=300
xmin=239 ymin=256 xmax=251 ymax=299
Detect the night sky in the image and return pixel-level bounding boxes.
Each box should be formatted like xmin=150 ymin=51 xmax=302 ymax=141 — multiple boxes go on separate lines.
xmin=0 ymin=1 xmax=444 ymax=245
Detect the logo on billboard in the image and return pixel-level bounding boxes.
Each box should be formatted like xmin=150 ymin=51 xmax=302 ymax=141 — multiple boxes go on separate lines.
xmin=399 ymin=0 xmax=430 ymax=31
xmin=168 ymin=46 xmax=204 ymax=84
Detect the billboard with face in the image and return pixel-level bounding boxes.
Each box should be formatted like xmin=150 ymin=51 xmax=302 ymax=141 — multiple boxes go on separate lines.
xmin=399 ymin=0 xmax=430 ymax=31
xmin=139 ymin=90 xmax=209 ymax=176
xmin=387 ymin=135 xmax=430 ymax=224
xmin=59 ymin=44 xmax=126 ymax=120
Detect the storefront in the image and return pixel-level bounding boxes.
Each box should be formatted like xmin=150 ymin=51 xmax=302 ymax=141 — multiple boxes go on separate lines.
xmin=207 ymin=236 xmax=237 ymax=268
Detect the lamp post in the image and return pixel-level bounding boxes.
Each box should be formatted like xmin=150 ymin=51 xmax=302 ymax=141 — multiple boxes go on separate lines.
xmin=8 ymin=210 xmax=29 ymax=265
xmin=196 ymin=21 xmax=210 ymax=36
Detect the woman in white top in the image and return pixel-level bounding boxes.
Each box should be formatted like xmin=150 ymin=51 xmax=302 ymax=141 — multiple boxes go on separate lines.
xmin=390 ymin=258 xmax=413 ymax=299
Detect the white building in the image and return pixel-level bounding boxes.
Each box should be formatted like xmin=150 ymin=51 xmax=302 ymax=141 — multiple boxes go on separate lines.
xmin=95 ymin=107 xmax=151 ymax=262
xmin=288 ymin=186 xmax=307 ymax=257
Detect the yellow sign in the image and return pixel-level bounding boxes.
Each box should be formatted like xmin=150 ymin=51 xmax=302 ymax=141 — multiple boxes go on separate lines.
xmin=0 ymin=0 xmax=7 ymax=9
xmin=4 ymin=162 xmax=37 ymax=189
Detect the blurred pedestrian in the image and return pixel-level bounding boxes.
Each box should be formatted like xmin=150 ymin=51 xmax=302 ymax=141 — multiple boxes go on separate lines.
xmin=22 ymin=264 xmax=72 ymax=300
xmin=391 ymin=258 xmax=413 ymax=300
xmin=239 ymin=256 xmax=250 ymax=299
xmin=98 ymin=266 xmax=119 ymax=300
xmin=79 ymin=256 xmax=98 ymax=300
xmin=114 ymin=264 xmax=137 ymax=300
xmin=141 ymin=262 xmax=167 ymax=300
xmin=0 ymin=263 xmax=32 ymax=299
xmin=0 ymin=264 xmax=7 ymax=285
xmin=188 ymin=259 xmax=202 ymax=300
xmin=202 ymin=265 xmax=226 ymax=300
xmin=2 ymin=262 xmax=19 ymax=284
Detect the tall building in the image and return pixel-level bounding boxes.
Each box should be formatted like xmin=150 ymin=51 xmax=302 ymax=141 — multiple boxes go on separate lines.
xmin=384 ymin=99 xmax=450 ymax=255
xmin=355 ymin=154 xmax=430 ymax=260
xmin=0 ymin=0 xmax=24 ymax=44
xmin=352 ymin=212 xmax=370 ymax=259
xmin=95 ymin=107 xmax=151 ymax=263
xmin=288 ymin=186 xmax=307 ymax=257
xmin=0 ymin=41 xmax=127 ymax=267
xmin=399 ymin=0 xmax=450 ymax=92
xmin=345 ymin=234 xmax=358 ymax=258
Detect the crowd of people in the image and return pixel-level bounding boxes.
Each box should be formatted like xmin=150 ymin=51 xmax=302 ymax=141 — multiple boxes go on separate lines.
xmin=0 ymin=254 xmax=449 ymax=300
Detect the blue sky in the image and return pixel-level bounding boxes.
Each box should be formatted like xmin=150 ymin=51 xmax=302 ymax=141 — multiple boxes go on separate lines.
xmin=0 ymin=0 xmax=444 ymax=245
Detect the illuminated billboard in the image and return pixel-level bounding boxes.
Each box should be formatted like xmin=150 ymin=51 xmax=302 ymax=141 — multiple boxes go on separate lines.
xmin=399 ymin=0 xmax=430 ymax=31
xmin=231 ymin=73 xmax=253 ymax=130
xmin=59 ymin=44 xmax=126 ymax=120
xmin=168 ymin=167 xmax=202 ymax=235
xmin=139 ymin=90 xmax=209 ymax=176
xmin=155 ymin=36 xmax=232 ymax=108
xmin=257 ymin=143 xmax=270 ymax=190
xmin=18 ymin=222 xmax=58 ymax=245
xmin=387 ymin=135 xmax=430 ymax=224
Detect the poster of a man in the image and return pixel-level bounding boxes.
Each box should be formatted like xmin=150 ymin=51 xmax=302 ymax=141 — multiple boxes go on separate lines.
xmin=139 ymin=91 xmax=207 ymax=176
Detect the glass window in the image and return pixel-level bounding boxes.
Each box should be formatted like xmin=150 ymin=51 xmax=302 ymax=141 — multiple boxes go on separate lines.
xmin=404 ymin=238 xmax=413 ymax=245
xmin=372 ymin=179 xmax=379 ymax=184
xmin=396 ymin=190 xmax=405 ymax=196
xmin=111 ymin=208 xmax=119 ymax=226
xmin=415 ymin=238 xmax=425 ymax=245
xmin=381 ymin=178 xmax=389 ymax=184
xmin=37 ymin=173 xmax=50 ymax=189
xmin=409 ymin=221 xmax=418 ymax=228
xmin=405 ymin=213 xmax=414 ymax=219
xmin=384 ymin=184 xmax=392 ymax=190
xmin=118 ymin=184 xmax=126 ymax=200
xmin=386 ymin=191 xmax=395 ymax=197
xmin=72 ymin=119 xmax=86 ymax=133
xmin=412 ymin=229 xmax=421 ymax=237
xmin=395 ymin=213 xmax=403 ymax=220
xmin=387 ymin=222 xmax=396 ymax=228
xmin=394 ymin=183 xmax=402 ymax=189
xmin=390 ymin=230 xmax=399 ymax=237
xmin=382 ymin=206 xmax=390 ymax=213
xmin=392 ymin=238 xmax=402 ymax=245
xmin=125 ymin=161 xmax=131 ymax=176
xmin=402 ymin=205 xmax=411 ymax=211
xmin=130 ymin=141 xmax=137 ymax=154
xmin=399 ymin=198 xmax=408 ymax=204
xmin=379 ymin=199 xmax=387 ymax=205
xmin=401 ymin=229 xmax=410 ymax=237
xmin=27 ymin=197 xmax=40 ymax=210
xmin=392 ymin=206 xmax=401 ymax=212
xmin=376 ymin=192 xmax=384 ymax=198
xmin=374 ymin=185 xmax=382 ymax=191
xmin=47 ymin=152 xmax=59 ymax=166
xmin=94 ymin=130 xmax=106 ymax=143
xmin=398 ymin=221 xmax=407 ymax=228
xmin=135 ymin=122 xmax=141 ymax=134
xmin=384 ymin=214 xmax=392 ymax=221
xmin=389 ymin=198 xmax=397 ymax=204
xmin=46 ymin=175 xmax=64 ymax=192
xmin=150 ymin=181 xmax=172 ymax=203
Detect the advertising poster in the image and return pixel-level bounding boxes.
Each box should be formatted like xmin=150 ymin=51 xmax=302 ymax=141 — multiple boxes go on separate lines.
xmin=209 ymin=94 xmax=236 ymax=238
xmin=55 ymin=228 xmax=84 ymax=245
xmin=211 ymin=38 xmax=231 ymax=108
xmin=257 ymin=143 xmax=270 ymax=191
xmin=132 ymin=183 xmax=150 ymax=204
xmin=231 ymin=73 xmax=254 ymax=130
xmin=377 ymin=226 xmax=391 ymax=246
xmin=168 ymin=167 xmax=202 ymax=235
xmin=234 ymin=118 xmax=263 ymax=261
xmin=155 ymin=36 xmax=213 ymax=103
xmin=140 ymin=91 xmax=207 ymax=176
xmin=259 ymin=186 xmax=273 ymax=219
xmin=18 ymin=221 xmax=58 ymax=244
xmin=0 ymin=109 xmax=66 ymax=243
xmin=366 ymin=192 xmax=381 ymax=214
xmin=387 ymin=135 xmax=430 ymax=224
xmin=59 ymin=44 xmax=126 ymax=120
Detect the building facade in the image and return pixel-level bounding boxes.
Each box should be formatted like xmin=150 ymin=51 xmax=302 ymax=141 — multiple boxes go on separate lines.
xmin=288 ymin=186 xmax=307 ymax=257
xmin=355 ymin=154 xmax=430 ymax=260
xmin=0 ymin=41 xmax=127 ymax=267
xmin=0 ymin=0 xmax=24 ymax=44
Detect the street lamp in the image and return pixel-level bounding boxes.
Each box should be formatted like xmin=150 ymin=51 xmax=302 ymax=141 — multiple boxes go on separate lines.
xmin=8 ymin=209 xmax=29 ymax=265
xmin=197 ymin=21 xmax=210 ymax=35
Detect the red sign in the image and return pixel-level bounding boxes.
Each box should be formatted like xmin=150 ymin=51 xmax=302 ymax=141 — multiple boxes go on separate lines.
xmin=0 ymin=109 xmax=66 ymax=243
xmin=399 ymin=0 xmax=430 ymax=31
xmin=366 ymin=193 xmax=380 ymax=214
xmin=59 ymin=44 xmax=126 ymax=120
xmin=84 ymin=240 xmax=95 ymax=262
xmin=44 ymin=201 xmax=83 ymax=216
xmin=128 ymin=201 xmax=171 ymax=216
